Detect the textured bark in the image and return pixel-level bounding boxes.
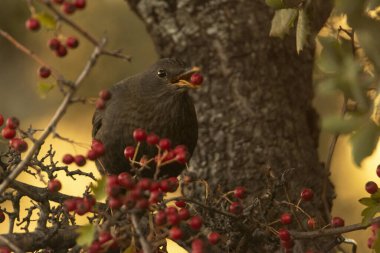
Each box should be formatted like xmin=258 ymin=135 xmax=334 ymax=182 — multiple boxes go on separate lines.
xmin=126 ymin=1 xmax=333 ymax=252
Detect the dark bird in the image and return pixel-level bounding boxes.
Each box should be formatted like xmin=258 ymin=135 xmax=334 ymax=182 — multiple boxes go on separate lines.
xmin=92 ymin=58 xmax=201 ymax=178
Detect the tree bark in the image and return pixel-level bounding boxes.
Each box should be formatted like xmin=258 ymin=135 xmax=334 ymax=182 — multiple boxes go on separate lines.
xmin=125 ymin=1 xmax=333 ymax=252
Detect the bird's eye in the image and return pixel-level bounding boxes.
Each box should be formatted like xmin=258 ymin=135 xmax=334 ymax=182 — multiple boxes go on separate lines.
xmin=157 ymin=69 xmax=167 ymax=78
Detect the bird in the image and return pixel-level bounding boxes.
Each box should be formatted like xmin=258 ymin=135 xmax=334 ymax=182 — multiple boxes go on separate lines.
xmin=92 ymin=58 xmax=201 ymax=179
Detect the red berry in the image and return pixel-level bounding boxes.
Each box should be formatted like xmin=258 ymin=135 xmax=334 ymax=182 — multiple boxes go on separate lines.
xmin=165 ymin=206 xmax=178 ymax=215
xmin=84 ymin=195 xmax=96 ymax=207
xmin=178 ymin=208 xmax=190 ymax=220
xmin=175 ymin=200 xmax=186 ymax=208
xmin=149 ymin=190 xmax=162 ymax=204
xmin=98 ymin=231 xmax=112 ymax=244
xmin=48 ymin=38 xmax=61 ymax=50
xmin=188 ymin=215 xmax=202 ymax=230
xmin=331 ymin=217 xmax=345 ymax=227
xmin=0 ymin=247 xmax=10 ymax=253
xmin=154 ymin=210 xmax=166 ymax=225
xmin=86 ymin=149 xmax=98 ymax=161
xmin=167 ymin=177 xmax=179 ymax=192
xmin=159 ymin=138 xmax=171 ymax=150
xmin=366 ymin=181 xmax=378 ymax=194
xmin=233 ymin=186 xmax=246 ymax=199
xmin=6 ymin=117 xmax=19 ymax=129
xmin=136 ymin=199 xmax=149 ymax=210
xmin=92 ymin=141 xmax=105 ymax=156
xmin=167 ymin=213 xmax=181 ymax=225
xmin=0 ymin=210 xmax=5 ymax=223
xmin=99 ymin=89 xmax=112 ymax=100
xmin=229 ymin=201 xmax=242 ymax=215
xmin=191 ymin=239 xmax=204 ymax=252
xmin=280 ymin=213 xmax=292 ymax=225
xmin=75 ymin=198 xmax=91 ymax=215
xmin=25 ymin=18 xmax=40 ymax=31
xmin=175 ymin=152 xmax=187 ymax=164
xmin=307 ymin=218 xmax=316 ymax=229
xmin=117 ymin=172 xmax=135 ymax=189
xmin=1 ymin=127 xmax=16 ymax=139
xmin=74 ymin=155 xmax=86 ymax=166
xmin=133 ymin=128 xmax=147 ymax=142
xmin=9 ymin=138 xmax=28 ymax=152
xmin=95 ymin=98 xmax=106 ymax=110
xmin=169 ymin=227 xmax=183 ymax=240
xmin=207 ymin=232 xmax=221 ymax=245
xmin=300 ymin=188 xmax=314 ymax=201
xmin=74 ymin=0 xmax=86 ymax=9
xmin=377 ymin=165 xmax=380 ymax=178
xmin=190 ymin=73 xmax=203 ymax=85
xmin=124 ymin=146 xmax=135 ymax=159
xmin=88 ymin=241 xmax=101 ymax=253
xmin=137 ymin=178 xmax=151 ymax=190
xmin=48 ymin=179 xmax=62 ymax=193
xmin=108 ymin=197 xmax=122 ymax=209
xmin=56 ymin=45 xmax=68 ymax=57
xmin=62 ymin=154 xmax=74 ymax=164
xmin=147 ymin=133 xmax=159 ymax=145
xmin=0 ymin=114 xmax=4 ymax=126
xmin=278 ymin=228 xmax=291 ymax=241
xmin=53 ymin=0 xmax=65 ymax=4
xmin=150 ymin=181 xmax=160 ymax=191
xmin=64 ymin=198 xmax=77 ymax=212
xmin=39 ymin=66 xmax=51 ymax=78
xmin=66 ymin=36 xmax=79 ymax=49
xmin=62 ymin=2 xmax=76 ymax=14
xmin=174 ymin=145 xmax=187 ymax=155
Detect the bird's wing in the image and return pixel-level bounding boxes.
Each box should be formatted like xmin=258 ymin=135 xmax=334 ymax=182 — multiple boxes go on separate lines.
xmin=92 ymin=109 xmax=103 ymax=138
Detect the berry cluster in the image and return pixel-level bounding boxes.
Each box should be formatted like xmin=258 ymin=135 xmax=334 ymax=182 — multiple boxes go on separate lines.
xmin=95 ymin=89 xmax=112 ymax=110
xmin=0 ymin=114 xmax=28 ymax=153
xmin=52 ymin=0 xmax=87 ymax=15
xmin=64 ymin=195 xmax=96 ymax=215
xmin=123 ymin=128 xmax=189 ymax=168
xmin=88 ymin=231 xmax=117 ymax=253
xmin=47 ymin=36 xmax=79 ymax=58
xmin=62 ymin=139 xmax=105 ymax=167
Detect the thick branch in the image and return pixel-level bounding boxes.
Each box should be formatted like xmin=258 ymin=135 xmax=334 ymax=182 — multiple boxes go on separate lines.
xmin=0 ymin=226 xmax=78 ymax=251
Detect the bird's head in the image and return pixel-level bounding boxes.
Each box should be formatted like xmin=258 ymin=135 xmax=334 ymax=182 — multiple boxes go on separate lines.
xmin=140 ymin=58 xmax=203 ymax=95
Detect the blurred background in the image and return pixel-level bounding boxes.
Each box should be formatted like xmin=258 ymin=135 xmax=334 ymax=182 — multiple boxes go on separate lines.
xmin=0 ymin=1 xmax=377 ymax=252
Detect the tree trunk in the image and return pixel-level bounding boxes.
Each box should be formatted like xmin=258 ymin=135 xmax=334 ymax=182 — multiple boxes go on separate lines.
xmin=125 ymin=1 xmax=333 ymax=252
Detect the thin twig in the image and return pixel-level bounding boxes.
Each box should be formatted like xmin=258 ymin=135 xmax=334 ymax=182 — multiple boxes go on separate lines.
xmin=0 ymin=39 xmax=106 ymax=194
xmin=291 ymin=216 xmax=380 ymax=239
xmin=0 ymin=29 xmax=60 ymax=79
xmin=131 ymin=214 xmax=152 ymax=253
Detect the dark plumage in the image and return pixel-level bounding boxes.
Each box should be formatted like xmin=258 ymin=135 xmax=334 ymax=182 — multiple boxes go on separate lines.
xmin=92 ymin=58 xmax=199 ymax=178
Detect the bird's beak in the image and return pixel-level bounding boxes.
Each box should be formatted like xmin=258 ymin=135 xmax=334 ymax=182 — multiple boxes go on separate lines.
xmin=172 ymin=66 xmax=202 ymax=89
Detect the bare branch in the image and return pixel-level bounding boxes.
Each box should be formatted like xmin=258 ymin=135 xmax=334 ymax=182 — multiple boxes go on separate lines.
xmin=0 ymin=40 xmax=106 ymax=194
xmin=131 ymin=214 xmax=152 ymax=253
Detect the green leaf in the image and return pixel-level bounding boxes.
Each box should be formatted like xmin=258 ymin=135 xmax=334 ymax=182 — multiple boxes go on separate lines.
xmin=359 ymin=197 xmax=378 ymax=207
xmin=76 ymin=224 xmax=96 ymax=246
xmin=322 ymin=116 xmax=364 ymax=134
xmin=350 ymin=120 xmax=380 ymax=167
xmin=35 ymin=12 xmax=56 ymax=30
xmin=372 ymin=191 xmax=380 ymax=200
xmin=296 ymin=9 xmax=308 ymax=54
xmin=269 ymin=9 xmax=298 ymax=38
xmin=265 ymin=0 xmax=286 ymax=9
xmin=361 ymin=205 xmax=380 ymax=225
xmin=37 ymin=82 xmax=55 ymax=98
xmin=123 ymin=241 xmax=136 ymax=253
xmin=317 ymin=37 xmax=343 ymax=74
xmin=91 ymin=176 xmax=107 ymax=202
